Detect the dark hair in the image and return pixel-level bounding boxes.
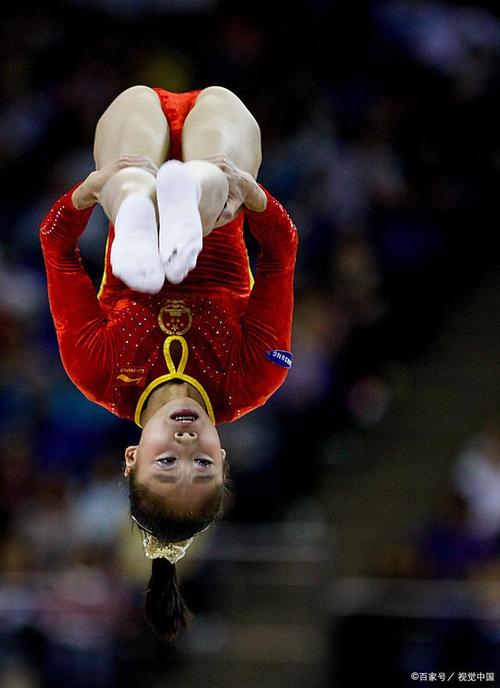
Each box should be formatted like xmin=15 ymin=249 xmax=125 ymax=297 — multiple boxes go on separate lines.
xmin=129 ymin=468 xmax=228 ymax=640
xmin=145 ymin=559 xmax=192 ymax=641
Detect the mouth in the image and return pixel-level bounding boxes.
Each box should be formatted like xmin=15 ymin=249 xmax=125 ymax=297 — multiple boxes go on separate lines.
xmin=170 ymin=409 xmax=199 ymax=424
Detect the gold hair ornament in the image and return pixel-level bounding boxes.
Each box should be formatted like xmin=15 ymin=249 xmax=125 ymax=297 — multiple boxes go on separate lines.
xmin=132 ymin=516 xmax=209 ymax=564
xmin=141 ymin=532 xmax=193 ymax=563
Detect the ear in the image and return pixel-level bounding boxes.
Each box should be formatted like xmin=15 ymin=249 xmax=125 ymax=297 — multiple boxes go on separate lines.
xmin=220 ymin=448 xmax=227 ymax=461
xmin=124 ymin=446 xmax=138 ymax=478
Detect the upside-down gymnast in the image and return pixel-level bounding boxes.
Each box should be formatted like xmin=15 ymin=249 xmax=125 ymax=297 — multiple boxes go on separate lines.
xmin=40 ymin=85 xmax=298 ymax=639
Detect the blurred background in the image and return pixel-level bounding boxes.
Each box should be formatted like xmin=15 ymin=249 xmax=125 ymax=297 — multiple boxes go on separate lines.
xmin=1 ymin=0 xmax=500 ymax=686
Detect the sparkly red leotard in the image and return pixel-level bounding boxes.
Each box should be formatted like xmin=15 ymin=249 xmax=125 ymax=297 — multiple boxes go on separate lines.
xmin=40 ymin=89 xmax=298 ymax=426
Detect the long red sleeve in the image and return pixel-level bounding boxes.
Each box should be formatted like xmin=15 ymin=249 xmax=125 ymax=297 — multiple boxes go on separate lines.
xmin=224 ymin=188 xmax=298 ymax=416
xmin=40 ymin=184 xmax=298 ymax=425
xmin=40 ymin=190 xmax=116 ymax=405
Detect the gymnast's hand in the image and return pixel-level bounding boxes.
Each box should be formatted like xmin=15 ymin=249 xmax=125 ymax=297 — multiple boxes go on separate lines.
xmin=207 ymin=155 xmax=267 ymax=226
xmin=71 ymin=155 xmax=158 ymax=210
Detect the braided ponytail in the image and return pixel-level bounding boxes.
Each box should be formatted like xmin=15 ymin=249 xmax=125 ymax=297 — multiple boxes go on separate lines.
xmin=128 ymin=465 xmax=230 ymax=641
xmin=145 ymin=559 xmax=192 ymax=640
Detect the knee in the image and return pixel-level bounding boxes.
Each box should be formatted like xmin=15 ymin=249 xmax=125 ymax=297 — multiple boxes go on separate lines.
xmin=117 ymin=84 xmax=156 ymax=100
xmin=95 ymin=85 xmax=158 ymax=133
xmin=109 ymin=85 xmax=157 ymax=109
xmin=201 ymin=85 xmax=241 ymax=104
xmin=199 ymin=86 xmax=261 ymax=133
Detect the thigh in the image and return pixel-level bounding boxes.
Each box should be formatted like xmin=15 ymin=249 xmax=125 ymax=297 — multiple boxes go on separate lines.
xmin=93 ymin=85 xmax=170 ymax=169
xmin=182 ymin=86 xmax=262 ymax=177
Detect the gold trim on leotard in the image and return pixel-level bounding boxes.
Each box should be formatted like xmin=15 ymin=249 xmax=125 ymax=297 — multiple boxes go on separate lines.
xmin=134 ymin=335 xmax=215 ymax=427
xmin=247 ymin=256 xmax=254 ymax=290
xmin=97 ymin=236 xmax=110 ymax=300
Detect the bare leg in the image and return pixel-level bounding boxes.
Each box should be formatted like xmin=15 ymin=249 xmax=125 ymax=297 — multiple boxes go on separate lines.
xmin=157 ymin=86 xmax=262 ymax=284
xmin=94 ymin=85 xmax=169 ymax=222
xmin=182 ymin=86 xmax=262 ymax=230
xmin=93 ymin=85 xmax=169 ymax=293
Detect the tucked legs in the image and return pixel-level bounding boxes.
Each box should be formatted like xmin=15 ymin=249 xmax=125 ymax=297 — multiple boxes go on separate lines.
xmin=92 ymin=85 xmax=262 ymax=291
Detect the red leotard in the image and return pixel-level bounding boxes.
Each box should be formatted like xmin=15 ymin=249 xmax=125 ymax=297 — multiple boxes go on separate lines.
xmin=40 ymin=88 xmax=298 ymax=426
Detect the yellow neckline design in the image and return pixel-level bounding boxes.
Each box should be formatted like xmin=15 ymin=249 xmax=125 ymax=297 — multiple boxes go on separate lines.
xmin=134 ymin=335 xmax=215 ymax=427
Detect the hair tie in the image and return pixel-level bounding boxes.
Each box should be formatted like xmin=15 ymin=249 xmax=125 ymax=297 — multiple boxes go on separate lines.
xmin=132 ymin=515 xmax=209 ymax=564
xmin=142 ymin=532 xmax=193 ymax=564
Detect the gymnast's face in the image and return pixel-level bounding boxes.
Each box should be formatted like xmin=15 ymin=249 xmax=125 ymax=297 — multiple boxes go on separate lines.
xmin=124 ymin=397 xmax=226 ymax=506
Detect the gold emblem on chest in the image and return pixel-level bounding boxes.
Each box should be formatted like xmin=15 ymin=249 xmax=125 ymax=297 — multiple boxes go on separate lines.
xmin=158 ymin=300 xmax=193 ymax=335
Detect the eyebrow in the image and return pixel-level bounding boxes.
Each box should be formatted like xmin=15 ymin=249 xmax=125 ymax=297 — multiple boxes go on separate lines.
xmin=152 ymin=475 xmax=177 ymax=483
xmin=152 ymin=474 xmax=216 ymax=484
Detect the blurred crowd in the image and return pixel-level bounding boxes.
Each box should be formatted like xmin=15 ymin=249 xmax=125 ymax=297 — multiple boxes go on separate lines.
xmin=1 ymin=0 xmax=500 ymax=685
xmin=333 ymin=423 xmax=500 ymax=685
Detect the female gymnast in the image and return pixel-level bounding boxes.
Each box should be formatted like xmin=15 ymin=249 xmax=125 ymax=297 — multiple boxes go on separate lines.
xmin=40 ymin=85 xmax=298 ymax=639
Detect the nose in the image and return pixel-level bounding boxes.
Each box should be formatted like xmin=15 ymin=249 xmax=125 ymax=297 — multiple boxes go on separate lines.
xmin=174 ymin=431 xmax=198 ymax=441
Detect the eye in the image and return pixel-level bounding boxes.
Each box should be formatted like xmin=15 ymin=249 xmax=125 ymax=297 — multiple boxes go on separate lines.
xmin=195 ymin=458 xmax=213 ymax=468
xmin=156 ymin=456 xmax=176 ymax=465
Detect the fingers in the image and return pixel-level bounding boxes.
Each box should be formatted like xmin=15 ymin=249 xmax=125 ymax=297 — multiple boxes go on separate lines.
xmin=201 ymin=155 xmax=266 ymax=219
xmin=222 ymin=194 xmax=243 ymax=223
xmin=243 ymin=183 xmax=267 ymax=212
xmin=204 ymin=154 xmax=233 ymax=171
